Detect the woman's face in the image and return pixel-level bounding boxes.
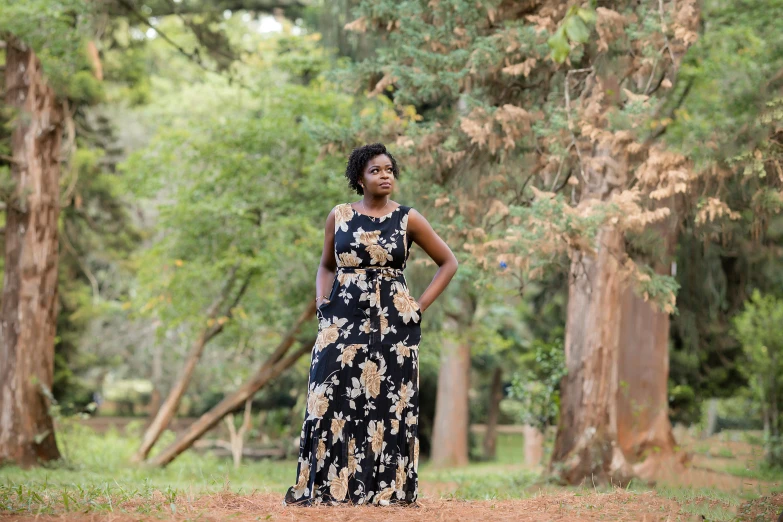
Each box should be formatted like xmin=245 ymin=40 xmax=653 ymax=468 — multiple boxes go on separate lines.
xmin=361 ymin=154 xmax=395 ymax=196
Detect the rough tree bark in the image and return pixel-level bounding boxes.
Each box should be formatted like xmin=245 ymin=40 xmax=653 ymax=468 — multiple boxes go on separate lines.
xmin=617 ymin=217 xmax=679 ymax=479
xmin=0 ymin=38 xmax=64 ymax=467
xmin=131 ymin=266 xmax=250 ymax=463
xmin=148 ymin=301 xmax=315 ymax=466
xmin=482 ymin=366 xmax=503 ymax=460
xmin=430 ymin=314 xmax=472 ymax=468
xmin=550 ymin=226 xmax=634 ymax=485
xmin=617 ymin=269 xmax=677 ymax=479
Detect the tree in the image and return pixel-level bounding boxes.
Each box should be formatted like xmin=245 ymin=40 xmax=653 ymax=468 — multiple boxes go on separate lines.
xmin=670 ymin=97 xmax=783 ymax=424
xmin=0 ymin=0 xmax=91 ymax=467
xmin=112 ymin=21 xmax=386 ymax=464
xmin=734 ymin=291 xmax=783 ymax=466
xmin=336 ymin=0 xmax=783 ymax=482
xmin=336 ymin=0 xmax=687 ymax=480
xmin=148 ymin=304 xmax=315 ymax=466
xmin=429 ymin=299 xmax=475 ymax=467
xmin=0 ymin=37 xmax=65 ymax=467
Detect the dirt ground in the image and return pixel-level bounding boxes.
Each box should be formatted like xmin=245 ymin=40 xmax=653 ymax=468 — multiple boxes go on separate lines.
xmin=0 ymin=490 xmax=704 ymax=522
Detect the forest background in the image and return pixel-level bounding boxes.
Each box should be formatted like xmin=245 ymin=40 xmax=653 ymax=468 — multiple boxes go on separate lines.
xmin=2 ymin=0 xmax=783 ymax=520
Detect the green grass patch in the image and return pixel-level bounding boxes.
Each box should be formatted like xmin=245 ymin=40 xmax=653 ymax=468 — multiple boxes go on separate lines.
xmin=724 ymin=464 xmax=783 ymax=481
xmin=716 ymin=447 xmax=735 ymax=459
xmin=1 ymin=422 xmax=292 ymax=515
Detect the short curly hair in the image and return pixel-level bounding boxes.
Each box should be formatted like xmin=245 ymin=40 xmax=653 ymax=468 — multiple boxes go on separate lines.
xmin=344 ymin=143 xmax=400 ymax=195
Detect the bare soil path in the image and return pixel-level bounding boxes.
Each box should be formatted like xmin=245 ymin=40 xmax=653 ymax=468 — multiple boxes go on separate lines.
xmin=0 ymin=490 xmax=723 ymax=522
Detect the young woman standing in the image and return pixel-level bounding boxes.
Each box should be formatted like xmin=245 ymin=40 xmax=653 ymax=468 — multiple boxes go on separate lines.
xmin=284 ymin=143 xmax=458 ymax=506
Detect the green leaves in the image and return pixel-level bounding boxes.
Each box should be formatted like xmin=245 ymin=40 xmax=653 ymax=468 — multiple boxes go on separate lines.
xmin=0 ymin=0 xmax=93 ymax=92
xmin=121 ymin=56 xmax=358 ymax=333
xmin=547 ymin=7 xmax=595 ymax=63
xmin=547 ymin=28 xmax=571 ymax=64
xmin=509 ymin=336 xmax=567 ymax=430
xmin=733 ymin=290 xmax=783 ymax=466
xmin=564 ymin=14 xmax=590 ymax=44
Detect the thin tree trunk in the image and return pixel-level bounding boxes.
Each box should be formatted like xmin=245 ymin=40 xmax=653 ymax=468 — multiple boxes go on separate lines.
xmin=147 ymin=302 xmax=315 ymax=467
xmin=483 ymin=366 xmax=503 ymax=460
xmin=430 ymin=316 xmax=471 ymax=468
xmin=224 ymin=399 xmax=253 ymax=469
xmin=704 ymin=398 xmax=718 ymax=439
xmin=771 ymin=353 xmax=779 ymax=440
xmin=131 ymin=267 xmax=249 ymax=463
xmin=132 ymin=326 xmax=221 ymax=462
xmin=549 ymin=226 xmax=633 ymax=486
xmin=0 ymin=38 xmax=64 ymax=467
xmin=523 ymin=425 xmax=544 ymax=467
xmin=148 ymin=343 xmax=163 ymax=418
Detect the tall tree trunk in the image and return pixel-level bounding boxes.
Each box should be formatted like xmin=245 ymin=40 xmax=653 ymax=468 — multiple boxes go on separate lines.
xmin=148 ymin=302 xmax=315 ymax=467
xmin=430 ymin=315 xmax=471 ymax=468
xmin=0 ymin=38 xmax=64 ymax=467
xmin=131 ymin=267 xmax=249 ymax=463
xmin=482 ymin=366 xmax=503 ymax=460
xmin=617 ymin=219 xmax=678 ymax=479
xmin=549 ymin=226 xmax=633 ymax=485
xmin=617 ymin=279 xmax=677 ymax=478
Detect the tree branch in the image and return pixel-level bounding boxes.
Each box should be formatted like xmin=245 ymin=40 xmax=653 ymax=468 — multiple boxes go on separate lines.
xmin=61 ymin=224 xmax=101 ymax=303
xmin=645 ymin=76 xmax=694 ymax=145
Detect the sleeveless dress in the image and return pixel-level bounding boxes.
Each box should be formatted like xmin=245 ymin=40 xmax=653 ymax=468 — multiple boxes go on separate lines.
xmin=284 ymin=203 xmax=422 ymax=506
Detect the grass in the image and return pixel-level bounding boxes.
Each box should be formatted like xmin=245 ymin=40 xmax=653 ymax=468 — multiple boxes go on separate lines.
xmin=1 ymin=426 xmax=540 ymax=515
xmin=716 ymin=447 xmax=736 ymax=459
xmin=652 ymin=484 xmax=745 ymax=520
xmin=1 ymin=422 xmax=295 ymax=516
xmin=1 ymin=423 xmax=781 ymax=520
xmin=724 ymin=464 xmax=783 ymax=481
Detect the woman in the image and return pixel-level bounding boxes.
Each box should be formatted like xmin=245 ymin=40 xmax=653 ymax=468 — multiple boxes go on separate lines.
xmin=283 ymin=143 xmax=458 ymax=506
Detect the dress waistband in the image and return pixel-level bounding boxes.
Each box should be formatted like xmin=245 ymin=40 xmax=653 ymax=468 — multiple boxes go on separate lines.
xmin=336 ymin=266 xmax=403 ymax=276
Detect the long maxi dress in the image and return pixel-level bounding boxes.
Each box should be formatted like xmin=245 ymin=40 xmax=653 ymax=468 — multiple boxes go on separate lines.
xmin=284 ymin=203 xmax=422 ymax=506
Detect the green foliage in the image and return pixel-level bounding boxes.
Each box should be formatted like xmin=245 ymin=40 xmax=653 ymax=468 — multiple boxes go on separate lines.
xmin=664 ymin=0 xmax=783 ymax=164
xmin=0 ymin=0 xmax=93 ymax=92
xmin=274 ymin=34 xmax=336 ymax=85
xmin=734 ymin=291 xmax=783 ymax=466
xmin=509 ymin=335 xmax=566 ymax=431
xmin=122 ymin=78 xmax=355 ymax=332
xmin=548 ymin=7 xmax=595 ymax=63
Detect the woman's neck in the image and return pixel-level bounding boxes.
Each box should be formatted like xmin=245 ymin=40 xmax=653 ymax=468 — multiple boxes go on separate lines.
xmin=362 ymin=195 xmax=390 ymax=211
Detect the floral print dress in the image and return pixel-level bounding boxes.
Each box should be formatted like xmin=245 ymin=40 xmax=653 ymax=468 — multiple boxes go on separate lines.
xmin=284 ymin=203 xmax=422 ymax=506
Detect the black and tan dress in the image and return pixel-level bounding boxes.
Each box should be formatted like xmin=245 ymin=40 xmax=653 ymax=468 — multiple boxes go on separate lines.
xmin=284 ymin=203 xmax=421 ymax=506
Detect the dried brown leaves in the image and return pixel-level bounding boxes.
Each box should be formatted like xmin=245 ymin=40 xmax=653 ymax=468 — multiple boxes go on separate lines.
xmin=460 ymin=105 xmax=531 ymax=154
xmin=595 ymin=7 xmax=626 ymax=53
xmin=695 ymin=197 xmax=741 ymax=225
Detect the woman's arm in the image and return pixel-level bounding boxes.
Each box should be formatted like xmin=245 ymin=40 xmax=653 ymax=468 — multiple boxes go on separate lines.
xmin=407 ymin=209 xmax=459 ymax=312
xmin=315 ymin=209 xmax=338 ymax=308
